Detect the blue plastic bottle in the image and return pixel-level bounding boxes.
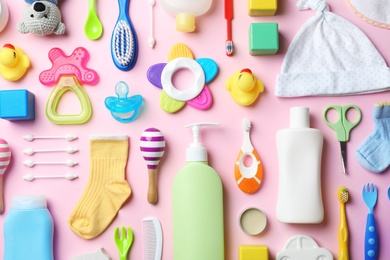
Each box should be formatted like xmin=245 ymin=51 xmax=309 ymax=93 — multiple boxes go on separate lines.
xmin=4 ymin=195 xmax=54 ymax=260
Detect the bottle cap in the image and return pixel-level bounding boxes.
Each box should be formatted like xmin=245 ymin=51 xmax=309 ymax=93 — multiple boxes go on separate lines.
xmin=185 ymin=122 xmax=220 ymax=162
xmin=290 ymin=107 xmax=310 ymax=128
xmin=176 ymin=13 xmax=195 ymax=32
xmin=11 ymin=195 xmax=47 ymax=210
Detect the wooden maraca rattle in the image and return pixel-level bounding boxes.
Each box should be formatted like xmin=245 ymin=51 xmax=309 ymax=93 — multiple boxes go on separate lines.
xmin=140 ymin=128 xmax=165 ymax=205
xmin=0 ymin=138 xmax=11 ymax=213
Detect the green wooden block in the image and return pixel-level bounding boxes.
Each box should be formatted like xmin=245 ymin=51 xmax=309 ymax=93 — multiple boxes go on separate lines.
xmin=250 ymin=23 xmax=279 ymax=55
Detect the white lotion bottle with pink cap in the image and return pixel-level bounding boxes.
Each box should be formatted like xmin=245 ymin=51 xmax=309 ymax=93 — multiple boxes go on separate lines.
xmin=276 ymin=107 xmax=324 ymax=223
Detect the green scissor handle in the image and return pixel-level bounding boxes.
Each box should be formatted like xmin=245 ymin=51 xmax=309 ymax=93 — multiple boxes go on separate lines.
xmin=323 ymin=104 xmax=362 ymax=142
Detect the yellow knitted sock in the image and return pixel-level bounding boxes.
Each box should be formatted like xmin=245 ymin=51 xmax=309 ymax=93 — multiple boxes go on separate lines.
xmin=68 ymin=135 xmax=131 ymax=239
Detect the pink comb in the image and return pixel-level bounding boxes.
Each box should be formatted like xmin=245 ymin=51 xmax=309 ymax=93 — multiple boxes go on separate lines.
xmin=140 ymin=128 xmax=165 ymax=205
xmin=0 ymin=138 xmax=11 ymax=214
xmin=39 ymin=47 xmax=99 ymax=86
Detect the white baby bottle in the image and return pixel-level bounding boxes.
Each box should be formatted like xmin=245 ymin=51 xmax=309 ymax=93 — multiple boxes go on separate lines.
xmin=160 ymin=0 xmax=212 ymax=32
xmin=276 ymin=107 xmax=324 ymax=223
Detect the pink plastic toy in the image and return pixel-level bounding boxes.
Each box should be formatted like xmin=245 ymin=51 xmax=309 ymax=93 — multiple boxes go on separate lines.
xmin=39 ymin=47 xmax=99 ymax=86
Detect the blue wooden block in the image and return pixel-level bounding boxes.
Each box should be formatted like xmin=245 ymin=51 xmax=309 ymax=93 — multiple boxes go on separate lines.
xmin=0 ymin=89 xmax=35 ymax=120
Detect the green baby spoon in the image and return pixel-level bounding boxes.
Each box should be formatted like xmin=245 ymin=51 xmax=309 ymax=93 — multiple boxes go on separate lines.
xmin=84 ymin=0 xmax=103 ymax=40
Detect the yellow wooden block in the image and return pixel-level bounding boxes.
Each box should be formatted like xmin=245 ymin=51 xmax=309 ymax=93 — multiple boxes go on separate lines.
xmin=248 ymin=0 xmax=277 ymax=16
xmin=239 ymin=245 xmax=269 ymax=260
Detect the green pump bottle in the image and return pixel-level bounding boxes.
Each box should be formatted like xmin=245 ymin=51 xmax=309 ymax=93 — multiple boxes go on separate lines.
xmin=172 ymin=122 xmax=224 ymax=260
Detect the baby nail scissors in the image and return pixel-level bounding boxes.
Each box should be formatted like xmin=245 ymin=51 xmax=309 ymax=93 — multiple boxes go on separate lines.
xmin=323 ymin=104 xmax=362 ymax=174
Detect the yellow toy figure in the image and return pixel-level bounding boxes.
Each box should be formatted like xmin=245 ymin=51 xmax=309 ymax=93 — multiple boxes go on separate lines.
xmin=0 ymin=44 xmax=30 ymax=81
xmin=226 ymin=68 xmax=264 ymax=106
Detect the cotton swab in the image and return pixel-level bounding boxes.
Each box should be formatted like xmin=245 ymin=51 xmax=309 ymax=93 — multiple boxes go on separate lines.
xmin=23 ymin=147 xmax=79 ymax=156
xmin=23 ymin=159 xmax=78 ymax=167
xmin=23 ymin=134 xmax=78 ymax=142
xmin=148 ymin=0 xmax=156 ymax=48
xmin=23 ymin=173 xmax=78 ymax=181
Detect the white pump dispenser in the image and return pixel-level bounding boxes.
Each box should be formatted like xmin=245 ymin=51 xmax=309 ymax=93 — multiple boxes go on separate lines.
xmin=185 ymin=122 xmax=220 ymax=162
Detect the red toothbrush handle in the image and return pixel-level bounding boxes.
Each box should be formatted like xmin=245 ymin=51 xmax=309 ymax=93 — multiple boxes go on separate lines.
xmin=224 ymin=0 xmax=233 ymax=20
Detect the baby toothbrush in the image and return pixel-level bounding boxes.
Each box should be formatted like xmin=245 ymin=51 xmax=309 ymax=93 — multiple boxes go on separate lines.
xmin=235 ymin=118 xmax=263 ymax=194
xmin=111 ymin=0 xmax=138 ymax=71
xmin=0 ymin=138 xmax=10 ymax=213
xmin=140 ymin=128 xmax=165 ymax=205
xmin=338 ymin=186 xmax=349 ymax=260
xmin=224 ymin=0 xmax=233 ymax=56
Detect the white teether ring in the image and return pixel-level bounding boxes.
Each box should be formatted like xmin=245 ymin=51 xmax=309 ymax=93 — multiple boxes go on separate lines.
xmin=161 ymin=57 xmax=205 ymax=102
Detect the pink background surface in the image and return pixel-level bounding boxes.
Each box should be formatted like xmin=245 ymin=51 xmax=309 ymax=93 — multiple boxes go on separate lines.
xmin=0 ymin=0 xmax=389 ymax=259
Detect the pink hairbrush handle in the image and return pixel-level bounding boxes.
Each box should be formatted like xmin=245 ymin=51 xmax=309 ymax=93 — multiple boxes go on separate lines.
xmin=140 ymin=128 xmax=165 ymax=205
xmin=0 ymin=139 xmax=11 ymax=214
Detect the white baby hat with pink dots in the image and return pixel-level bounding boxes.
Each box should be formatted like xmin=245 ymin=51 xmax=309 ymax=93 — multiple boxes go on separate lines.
xmin=275 ymin=0 xmax=390 ymax=97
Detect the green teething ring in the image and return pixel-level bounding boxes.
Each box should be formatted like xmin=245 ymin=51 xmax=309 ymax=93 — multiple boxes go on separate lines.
xmin=46 ymin=75 xmax=92 ymax=124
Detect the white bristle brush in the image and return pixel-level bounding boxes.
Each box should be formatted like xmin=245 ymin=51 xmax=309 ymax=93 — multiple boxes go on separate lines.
xmin=142 ymin=217 xmax=163 ymax=260
xmin=111 ymin=0 xmax=138 ymax=71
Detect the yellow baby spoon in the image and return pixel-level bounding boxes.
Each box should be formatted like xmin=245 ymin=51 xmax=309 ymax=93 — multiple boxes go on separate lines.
xmin=338 ymin=186 xmax=349 ymax=260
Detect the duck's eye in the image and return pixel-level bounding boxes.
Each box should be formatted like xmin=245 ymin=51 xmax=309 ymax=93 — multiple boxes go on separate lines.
xmin=44 ymin=14 xmax=48 ymax=19
xmin=13 ymin=52 xmax=16 ymax=59
xmin=30 ymin=14 xmax=34 ymax=18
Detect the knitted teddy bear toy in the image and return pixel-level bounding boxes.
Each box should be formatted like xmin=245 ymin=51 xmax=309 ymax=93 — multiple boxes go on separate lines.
xmin=17 ymin=0 xmax=65 ymax=36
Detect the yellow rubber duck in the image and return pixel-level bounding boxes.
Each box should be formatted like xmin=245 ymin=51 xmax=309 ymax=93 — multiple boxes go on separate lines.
xmin=0 ymin=43 xmax=30 ymax=81
xmin=226 ymin=68 xmax=264 ymax=106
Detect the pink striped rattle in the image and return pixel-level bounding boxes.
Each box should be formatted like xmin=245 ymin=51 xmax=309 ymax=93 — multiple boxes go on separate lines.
xmin=140 ymin=128 xmax=165 ymax=205
xmin=0 ymin=138 xmax=11 ymax=213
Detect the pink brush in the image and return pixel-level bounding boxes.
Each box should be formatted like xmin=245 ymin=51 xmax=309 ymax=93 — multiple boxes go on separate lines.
xmin=0 ymin=138 xmax=10 ymax=213
xmin=140 ymin=128 xmax=165 ymax=205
